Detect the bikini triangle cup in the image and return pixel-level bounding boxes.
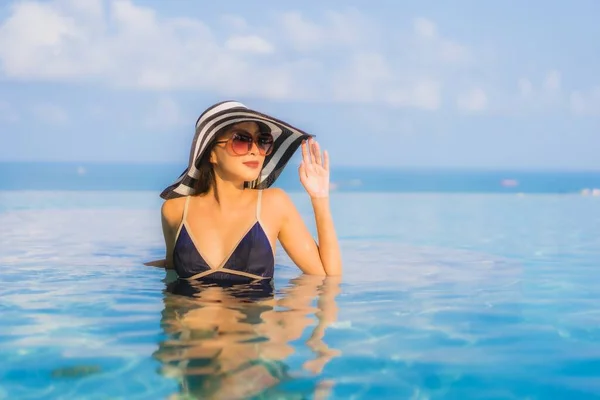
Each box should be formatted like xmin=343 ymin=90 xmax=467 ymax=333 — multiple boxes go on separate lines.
xmin=172 ymin=190 xmax=275 ymax=281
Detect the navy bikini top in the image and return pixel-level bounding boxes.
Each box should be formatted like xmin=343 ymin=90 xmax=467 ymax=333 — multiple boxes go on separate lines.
xmin=172 ymin=190 xmax=275 ymax=283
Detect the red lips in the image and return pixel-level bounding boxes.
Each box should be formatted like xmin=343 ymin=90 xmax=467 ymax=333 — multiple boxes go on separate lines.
xmin=243 ymin=161 xmax=259 ymax=169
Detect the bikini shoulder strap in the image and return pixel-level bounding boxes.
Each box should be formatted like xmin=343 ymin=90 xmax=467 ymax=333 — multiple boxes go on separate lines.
xmin=256 ymin=190 xmax=263 ymax=220
xmin=182 ymin=195 xmax=191 ymax=223
xmin=174 ymin=196 xmax=191 ymax=245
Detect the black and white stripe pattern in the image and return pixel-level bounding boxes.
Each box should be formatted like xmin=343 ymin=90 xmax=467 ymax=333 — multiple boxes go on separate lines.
xmin=160 ymin=100 xmax=313 ymax=200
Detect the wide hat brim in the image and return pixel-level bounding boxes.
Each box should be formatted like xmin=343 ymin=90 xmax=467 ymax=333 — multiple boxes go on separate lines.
xmin=160 ymin=100 xmax=314 ymax=200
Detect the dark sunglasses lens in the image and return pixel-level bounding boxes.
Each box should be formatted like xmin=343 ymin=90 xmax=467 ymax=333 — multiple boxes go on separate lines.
xmin=258 ymin=135 xmax=274 ymax=155
xmin=231 ymin=134 xmax=253 ymax=155
xmin=229 ymin=132 xmax=274 ymax=155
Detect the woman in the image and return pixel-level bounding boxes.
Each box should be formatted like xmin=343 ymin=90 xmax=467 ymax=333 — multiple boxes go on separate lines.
xmin=149 ymin=100 xmax=342 ymax=282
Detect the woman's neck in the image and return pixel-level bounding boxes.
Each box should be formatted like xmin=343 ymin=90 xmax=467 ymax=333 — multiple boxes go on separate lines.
xmin=210 ymin=175 xmax=249 ymax=209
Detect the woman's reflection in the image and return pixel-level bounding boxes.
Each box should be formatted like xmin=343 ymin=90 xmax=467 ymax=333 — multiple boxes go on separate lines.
xmin=153 ymin=274 xmax=341 ymax=399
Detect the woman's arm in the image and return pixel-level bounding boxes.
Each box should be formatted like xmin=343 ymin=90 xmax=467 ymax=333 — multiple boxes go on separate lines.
xmin=276 ymin=139 xmax=342 ymax=276
xmin=161 ymin=198 xmax=185 ymax=269
xmin=145 ymin=198 xmax=184 ymax=269
xmin=310 ymin=196 xmax=341 ymax=276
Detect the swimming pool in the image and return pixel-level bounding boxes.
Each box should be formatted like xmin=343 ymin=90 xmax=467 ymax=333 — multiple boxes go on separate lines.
xmin=1 ymin=191 xmax=599 ymax=399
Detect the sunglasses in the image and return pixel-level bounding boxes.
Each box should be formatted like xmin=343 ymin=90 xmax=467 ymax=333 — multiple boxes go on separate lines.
xmin=215 ymin=130 xmax=275 ymax=156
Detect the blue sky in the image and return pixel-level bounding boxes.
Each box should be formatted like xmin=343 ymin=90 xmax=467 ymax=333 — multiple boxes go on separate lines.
xmin=0 ymin=0 xmax=599 ymax=169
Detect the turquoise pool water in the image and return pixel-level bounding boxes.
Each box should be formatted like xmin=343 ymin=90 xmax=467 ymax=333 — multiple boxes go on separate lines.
xmin=1 ymin=191 xmax=599 ymax=399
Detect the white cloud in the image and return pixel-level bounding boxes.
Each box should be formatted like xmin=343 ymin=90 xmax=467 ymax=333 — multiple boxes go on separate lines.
xmin=0 ymin=0 xmax=339 ymax=99
xmin=439 ymin=40 xmax=470 ymax=64
xmin=32 ymin=104 xmax=69 ymax=124
xmin=457 ymin=87 xmax=488 ymax=112
xmin=0 ymin=2 xmax=592 ymax=119
xmin=0 ymin=1 xmax=481 ymax=112
xmin=412 ymin=17 xmax=471 ymax=65
xmin=570 ymin=87 xmax=600 ymax=116
xmin=509 ymin=70 xmax=566 ymax=113
xmin=331 ymin=52 xmax=442 ymax=110
xmin=277 ymin=12 xmax=323 ymax=52
xmin=144 ymin=97 xmax=186 ymax=130
xmin=332 ymin=52 xmax=392 ymax=102
xmin=517 ymin=71 xmax=562 ymax=100
xmin=387 ymin=80 xmax=442 ymax=110
xmin=0 ymin=0 xmax=109 ymax=80
xmin=414 ymin=17 xmax=437 ymax=38
xmin=543 ymin=70 xmax=561 ymax=92
xmin=278 ymin=9 xmax=374 ymax=52
xmin=518 ymin=78 xmax=533 ymax=97
xmin=225 ymin=35 xmax=274 ymax=54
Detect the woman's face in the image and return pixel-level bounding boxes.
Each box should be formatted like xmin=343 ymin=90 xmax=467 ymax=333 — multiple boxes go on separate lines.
xmin=210 ymin=122 xmax=274 ymax=183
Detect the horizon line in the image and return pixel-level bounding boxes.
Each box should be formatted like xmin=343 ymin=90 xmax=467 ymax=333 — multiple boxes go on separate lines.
xmin=1 ymin=161 xmax=600 ymax=173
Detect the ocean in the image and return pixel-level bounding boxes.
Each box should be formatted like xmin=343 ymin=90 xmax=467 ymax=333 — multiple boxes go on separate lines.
xmin=1 ymin=162 xmax=599 ymax=399
xmin=2 ymin=161 xmax=600 ymax=194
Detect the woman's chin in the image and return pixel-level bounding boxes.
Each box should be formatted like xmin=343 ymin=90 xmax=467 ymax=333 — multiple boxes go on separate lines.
xmin=226 ymin=165 xmax=263 ymax=184
xmin=233 ymin=171 xmax=261 ymax=184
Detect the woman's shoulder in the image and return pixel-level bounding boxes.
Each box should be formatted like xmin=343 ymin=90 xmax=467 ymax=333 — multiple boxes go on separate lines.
xmin=161 ymin=196 xmax=188 ymax=225
xmin=261 ymin=188 xmax=295 ymax=210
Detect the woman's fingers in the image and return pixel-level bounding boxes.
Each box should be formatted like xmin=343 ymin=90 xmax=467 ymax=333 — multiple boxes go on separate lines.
xmin=312 ymin=140 xmax=322 ymax=165
xmin=302 ymin=137 xmax=329 ymax=170
xmin=298 ymin=160 xmax=307 ymax=179
xmin=309 ymin=138 xmax=317 ymax=164
xmin=301 ymin=139 xmax=311 ymax=165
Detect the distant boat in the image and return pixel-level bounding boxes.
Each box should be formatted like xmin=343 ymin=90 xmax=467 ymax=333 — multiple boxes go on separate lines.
xmin=501 ymin=179 xmax=518 ymax=187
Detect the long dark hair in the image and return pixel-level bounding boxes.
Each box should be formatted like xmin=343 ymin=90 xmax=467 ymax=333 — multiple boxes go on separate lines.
xmin=193 ymin=141 xmax=218 ymax=199
xmin=191 ymin=126 xmax=233 ymax=204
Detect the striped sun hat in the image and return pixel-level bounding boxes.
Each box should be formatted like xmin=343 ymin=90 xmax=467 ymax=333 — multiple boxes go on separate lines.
xmin=160 ymin=100 xmax=313 ymax=200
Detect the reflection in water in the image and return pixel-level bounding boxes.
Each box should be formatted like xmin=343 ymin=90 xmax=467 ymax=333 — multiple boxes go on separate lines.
xmin=153 ymin=274 xmax=341 ymax=399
